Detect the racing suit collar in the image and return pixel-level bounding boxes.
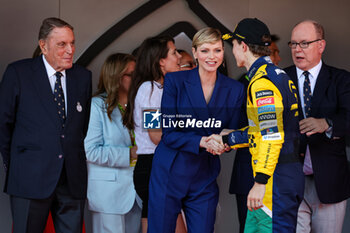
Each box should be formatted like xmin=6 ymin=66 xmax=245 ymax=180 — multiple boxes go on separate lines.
xmin=247 ymin=56 xmax=273 ymax=82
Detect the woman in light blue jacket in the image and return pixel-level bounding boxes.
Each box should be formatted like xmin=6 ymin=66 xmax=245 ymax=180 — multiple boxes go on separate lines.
xmin=84 ymin=53 xmax=141 ymax=233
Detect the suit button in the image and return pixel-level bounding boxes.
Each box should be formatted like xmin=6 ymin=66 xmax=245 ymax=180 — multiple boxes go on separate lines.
xmin=58 ymin=154 xmax=63 ymax=159
xmin=61 ymin=135 xmax=65 ymax=138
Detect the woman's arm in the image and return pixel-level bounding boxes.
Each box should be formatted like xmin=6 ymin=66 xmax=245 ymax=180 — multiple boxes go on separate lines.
xmin=160 ymin=74 xmax=206 ymax=154
xmin=148 ymin=128 xmax=162 ymax=145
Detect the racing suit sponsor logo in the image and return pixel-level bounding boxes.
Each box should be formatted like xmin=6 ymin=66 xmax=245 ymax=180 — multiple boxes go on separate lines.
xmin=230 ymin=134 xmax=236 ymax=144
xmin=262 ymin=133 xmax=282 ymax=141
xmin=261 ymin=126 xmax=279 ymax=136
xmin=258 ymin=113 xmax=276 ymax=122
xmin=248 ymin=119 xmax=256 ymax=127
xmin=275 ymin=68 xmax=286 ymax=75
xmin=256 ymin=90 xmax=273 ymax=99
xmin=248 ymin=67 xmax=257 ymax=78
xmin=256 ymin=97 xmax=274 ymax=106
xmin=264 ymin=143 xmax=271 ymax=168
xmin=259 ymin=120 xmax=277 ymax=129
xmin=258 ymin=105 xmax=275 ymax=114
xmin=264 ymin=56 xmax=273 ymax=63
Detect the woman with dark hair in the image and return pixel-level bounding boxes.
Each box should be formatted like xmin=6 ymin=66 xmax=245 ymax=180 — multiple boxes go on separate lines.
xmin=147 ymin=27 xmax=245 ymax=233
xmin=84 ymin=53 xmax=141 ymax=233
xmin=123 ymin=36 xmax=186 ymax=233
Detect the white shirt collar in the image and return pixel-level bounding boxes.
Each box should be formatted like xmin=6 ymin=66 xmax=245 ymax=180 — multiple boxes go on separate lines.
xmin=296 ymin=60 xmax=322 ymax=80
xmin=42 ymin=55 xmax=66 ymax=78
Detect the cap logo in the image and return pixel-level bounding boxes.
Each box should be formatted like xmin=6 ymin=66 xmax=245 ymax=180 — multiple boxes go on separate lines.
xmin=235 ymin=33 xmax=245 ymax=39
xmin=222 ymin=34 xmax=232 ymax=40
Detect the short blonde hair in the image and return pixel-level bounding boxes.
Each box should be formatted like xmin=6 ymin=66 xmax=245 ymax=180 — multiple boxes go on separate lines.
xmin=192 ymin=27 xmax=223 ymax=49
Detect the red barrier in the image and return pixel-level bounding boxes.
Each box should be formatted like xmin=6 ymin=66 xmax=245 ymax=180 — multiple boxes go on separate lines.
xmin=12 ymin=211 xmax=86 ymax=233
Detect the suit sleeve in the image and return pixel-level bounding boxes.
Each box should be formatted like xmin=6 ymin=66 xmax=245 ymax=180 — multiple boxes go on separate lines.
xmin=84 ymin=98 xmax=130 ymax=168
xmin=160 ymin=74 xmax=202 ymax=155
xmin=229 ymin=83 xmax=246 ymax=129
xmin=83 ymin=71 xmax=92 ymax=136
xmin=251 ymin=78 xmax=284 ymax=181
xmin=237 ymin=90 xmax=248 ymax=129
xmin=330 ymin=70 xmax=350 ymax=138
xmin=0 ymin=64 xmax=19 ymax=170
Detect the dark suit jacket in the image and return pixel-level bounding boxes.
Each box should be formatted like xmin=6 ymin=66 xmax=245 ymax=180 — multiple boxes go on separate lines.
xmin=0 ymin=56 xmax=92 ymax=199
xmin=285 ymin=63 xmax=350 ymax=203
xmin=229 ymin=73 xmax=254 ymax=195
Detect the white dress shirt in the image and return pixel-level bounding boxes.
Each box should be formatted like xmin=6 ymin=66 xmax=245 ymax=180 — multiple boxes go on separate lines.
xmin=134 ymin=81 xmax=163 ymax=155
xmin=42 ymin=55 xmax=68 ymax=115
xmin=296 ymin=60 xmax=324 ymax=174
xmin=296 ymin=60 xmax=322 ymax=118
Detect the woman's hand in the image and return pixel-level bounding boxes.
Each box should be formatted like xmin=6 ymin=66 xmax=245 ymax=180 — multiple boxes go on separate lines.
xmin=200 ymin=136 xmax=225 ymax=155
xmin=130 ymin=145 xmax=138 ymax=161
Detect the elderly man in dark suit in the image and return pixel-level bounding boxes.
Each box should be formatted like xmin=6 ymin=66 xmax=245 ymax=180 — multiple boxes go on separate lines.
xmin=0 ymin=17 xmax=92 ymax=233
xmin=285 ymin=20 xmax=350 ymax=233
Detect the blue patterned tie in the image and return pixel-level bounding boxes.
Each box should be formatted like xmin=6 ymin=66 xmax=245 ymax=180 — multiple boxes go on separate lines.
xmin=302 ymin=71 xmax=313 ymax=174
xmin=54 ymin=72 xmax=66 ymax=127
xmin=303 ymin=71 xmax=312 ymax=117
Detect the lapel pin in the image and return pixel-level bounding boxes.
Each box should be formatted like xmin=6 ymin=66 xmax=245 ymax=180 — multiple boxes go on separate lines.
xmin=76 ymin=102 xmax=82 ymax=112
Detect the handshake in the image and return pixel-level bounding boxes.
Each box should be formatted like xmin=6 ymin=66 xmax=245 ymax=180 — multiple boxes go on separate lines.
xmin=200 ymin=127 xmax=249 ymax=155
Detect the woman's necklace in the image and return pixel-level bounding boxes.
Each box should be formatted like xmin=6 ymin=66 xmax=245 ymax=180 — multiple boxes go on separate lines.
xmin=117 ymin=103 xmax=127 ymax=114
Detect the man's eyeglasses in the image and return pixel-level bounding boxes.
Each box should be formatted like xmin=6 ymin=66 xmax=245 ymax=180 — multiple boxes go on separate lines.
xmin=288 ymin=39 xmax=322 ymax=49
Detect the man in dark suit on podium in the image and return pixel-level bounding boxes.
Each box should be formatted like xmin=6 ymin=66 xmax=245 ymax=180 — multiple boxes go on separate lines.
xmin=0 ymin=17 xmax=92 ymax=233
xmin=285 ymin=20 xmax=350 ymax=233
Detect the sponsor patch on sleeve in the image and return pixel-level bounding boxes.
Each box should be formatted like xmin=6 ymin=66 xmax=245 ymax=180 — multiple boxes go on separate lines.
xmin=255 ymin=90 xmax=273 ymax=99
xmin=262 ymin=132 xmax=282 ymax=141
xmin=256 ymin=97 xmax=274 ymax=107
xmin=257 ymin=105 xmax=275 ymax=114
xmin=258 ymin=113 xmax=276 ymax=122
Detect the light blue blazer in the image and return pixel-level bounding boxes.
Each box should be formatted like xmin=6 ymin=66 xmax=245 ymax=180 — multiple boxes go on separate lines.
xmin=84 ymin=94 xmax=139 ymax=214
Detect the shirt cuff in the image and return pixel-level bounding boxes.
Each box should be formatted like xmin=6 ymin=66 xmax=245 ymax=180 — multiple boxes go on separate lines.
xmin=222 ymin=135 xmax=229 ymax=145
xmin=325 ymin=126 xmax=333 ymax=138
xmin=255 ymin=172 xmax=271 ymax=184
xmin=325 ymin=118 xmax=333 ymax=138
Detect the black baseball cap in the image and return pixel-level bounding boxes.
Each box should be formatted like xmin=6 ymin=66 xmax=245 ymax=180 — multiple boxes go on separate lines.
xmin=222 ymin=18 xmax=271 ymax=46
